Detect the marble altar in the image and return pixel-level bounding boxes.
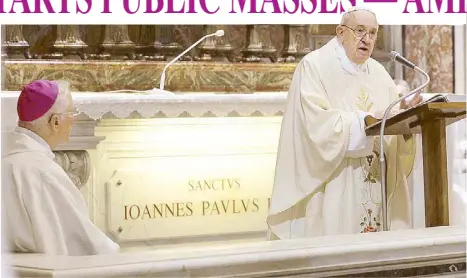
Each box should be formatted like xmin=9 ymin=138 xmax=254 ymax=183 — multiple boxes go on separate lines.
xmin=7 ymin=226 xmax=466 ymax=277
xmin=1 ymin=90 xmax=465 ymax=249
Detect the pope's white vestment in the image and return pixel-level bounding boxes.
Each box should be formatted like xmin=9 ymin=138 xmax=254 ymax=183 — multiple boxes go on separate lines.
xmin=2 ymin=127 xmax=120 ymax=255
xmin=267 ymin=38 xmax=416 ymax=239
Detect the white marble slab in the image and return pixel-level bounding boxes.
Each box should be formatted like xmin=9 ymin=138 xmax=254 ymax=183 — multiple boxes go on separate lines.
xmin=8 ymin=226 xmax=466 ymax=278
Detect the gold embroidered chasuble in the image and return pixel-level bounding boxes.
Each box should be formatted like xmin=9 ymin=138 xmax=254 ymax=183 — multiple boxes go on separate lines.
xmin=267 ymin=38 xmax=416 ymax=239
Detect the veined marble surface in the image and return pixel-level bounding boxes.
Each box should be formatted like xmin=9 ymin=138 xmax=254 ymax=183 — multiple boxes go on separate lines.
xmin=2 ymin=50 xmax=393 ymax=93
xmin=3 ymin=61 xmax=297 ymax=93
xmin=8 ymin=226 xmax=466 ymax=278
xmin=404 ymin=26 xmax=454 ymax=94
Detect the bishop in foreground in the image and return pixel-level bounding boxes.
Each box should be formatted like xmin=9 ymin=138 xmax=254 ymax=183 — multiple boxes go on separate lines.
xmin=2 ymin=80 xmax=119 ymax=255
xmin=267 ymin=7 xmax=422 ymax=239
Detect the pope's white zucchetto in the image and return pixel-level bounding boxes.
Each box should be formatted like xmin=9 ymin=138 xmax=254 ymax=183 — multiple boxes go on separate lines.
xmin=341 ymin=6 xmax=379 ymax=25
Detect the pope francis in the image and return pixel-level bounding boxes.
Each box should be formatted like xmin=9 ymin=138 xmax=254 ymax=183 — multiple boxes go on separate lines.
xmin=267 ymin=7 xmax=422 ymax=239
xmin=2 ymin=80 xmax=119 ymax=255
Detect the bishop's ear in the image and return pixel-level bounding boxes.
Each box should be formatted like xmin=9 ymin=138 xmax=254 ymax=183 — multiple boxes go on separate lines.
xmin=49 ymin=114 xmax=61 ymax=133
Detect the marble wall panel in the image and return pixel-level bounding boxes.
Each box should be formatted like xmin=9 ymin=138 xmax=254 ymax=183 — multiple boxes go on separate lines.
xmin=403 ymin=26 xmax=454 ymax=93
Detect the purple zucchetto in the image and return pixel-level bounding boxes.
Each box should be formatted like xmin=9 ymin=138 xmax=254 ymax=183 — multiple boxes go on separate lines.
xmin=17 ymin=80 xmax=59 ymax=122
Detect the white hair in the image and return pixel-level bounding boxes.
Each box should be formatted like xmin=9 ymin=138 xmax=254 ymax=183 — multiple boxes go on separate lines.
xmin=18 ymin=80 xmax=71 ymax=128
xmin=340 ymin=6 xmax=379 ymax=25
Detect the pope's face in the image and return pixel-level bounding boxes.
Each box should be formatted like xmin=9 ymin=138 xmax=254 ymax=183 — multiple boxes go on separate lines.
xmin=337 ymin=11 xmax=379 ymax=64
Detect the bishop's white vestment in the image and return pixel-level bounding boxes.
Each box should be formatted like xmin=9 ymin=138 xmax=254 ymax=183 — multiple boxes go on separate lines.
xmin=2 ymin=127 xmax=120 ymax=255
xmin=267 ymin=38 xmax=416 ymax=239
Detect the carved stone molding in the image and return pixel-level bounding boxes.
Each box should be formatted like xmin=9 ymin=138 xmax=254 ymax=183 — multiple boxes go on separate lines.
xmin=53 ymin=150 xmax=91 ymax=189
xmin=280 ymin=25 xmax=312 ymax=63
xmin=138 ymin=25 xmax=164 ymax=61
xmin=242 ymin=25 xmax=262 ymax=62
xmin=98 ymin=25 xmax=136 ymax=60
xmin=258 ymin=25 xmax=277 ymax=62
xmin=242 ymin=25 xmax=278 ymax=62
xmin=195 ymin=25 xmax=234 ymax=62
xmin=159 ymin=26 xmax=184 ymax=60
xmin=43 ymin=25 xmax=87 ymax=60
xmin=196 ymin=25 xmax=218 ymax=61
xmin=2 ymin=25 xmax=30 ymax=59
xmin=214 ymin=25 xmax=234 ymax=62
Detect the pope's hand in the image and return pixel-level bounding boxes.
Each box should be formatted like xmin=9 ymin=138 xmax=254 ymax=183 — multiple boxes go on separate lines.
xmin=400 ymin=90 xmax=422 ymax=110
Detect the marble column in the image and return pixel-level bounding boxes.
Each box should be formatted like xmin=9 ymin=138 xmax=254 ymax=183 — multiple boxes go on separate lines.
xmin=403 ymin=26 xmax=454 ymax=93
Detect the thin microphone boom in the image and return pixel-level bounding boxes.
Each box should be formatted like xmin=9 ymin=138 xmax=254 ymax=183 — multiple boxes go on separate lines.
xmin=159 ymin=30 xmax=224 ymax=91
xmin=380 ymin=51 xmax=430 ymax=232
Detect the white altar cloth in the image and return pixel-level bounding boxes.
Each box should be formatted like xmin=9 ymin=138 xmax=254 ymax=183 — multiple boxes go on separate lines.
xmin=1 ymin=91 xmax=288 ymax=121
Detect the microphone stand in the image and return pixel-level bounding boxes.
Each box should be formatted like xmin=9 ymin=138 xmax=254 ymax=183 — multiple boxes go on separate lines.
xmin=159 ymin=31 xmax=224 ymax=91
xmin=379 ymin=66 xmax=430 ymax=232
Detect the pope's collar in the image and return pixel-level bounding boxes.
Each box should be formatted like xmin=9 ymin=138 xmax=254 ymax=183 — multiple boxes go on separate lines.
xmin=335 ymin=38 xmax=369 ymax=76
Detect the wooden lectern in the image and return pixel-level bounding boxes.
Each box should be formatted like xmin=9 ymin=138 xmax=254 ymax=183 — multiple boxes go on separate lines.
xmin=366 ymin=99 xmax=466 ymax=228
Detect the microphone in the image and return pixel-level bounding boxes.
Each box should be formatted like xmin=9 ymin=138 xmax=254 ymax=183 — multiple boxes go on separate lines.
xmin=378 ymin=51 xmax=430 ymax=232
xmin=389 ymin=51 xmax=417 ymax=70
xmin=157 ymin=30 xmax=224 ymax=91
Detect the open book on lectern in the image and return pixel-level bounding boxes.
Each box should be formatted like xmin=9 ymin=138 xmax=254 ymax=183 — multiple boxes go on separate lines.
xmin=365 ymin=93 xmax=467 ymax=129
xmin=415 ymin=93 xmax=466 ymax=106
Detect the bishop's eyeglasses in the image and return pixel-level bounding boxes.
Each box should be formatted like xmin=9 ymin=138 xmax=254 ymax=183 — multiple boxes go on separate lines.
xmin=56 ymin=111 xmax=80 ymax=119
